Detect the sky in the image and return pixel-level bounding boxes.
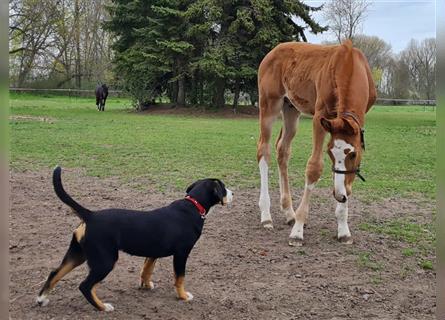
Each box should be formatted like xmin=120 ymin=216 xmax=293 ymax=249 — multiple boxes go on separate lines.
xmin=302 ymin=0 xmax=436 ymax=53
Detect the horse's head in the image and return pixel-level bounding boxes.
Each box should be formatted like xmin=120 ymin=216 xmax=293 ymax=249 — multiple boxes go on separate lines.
xmin=101 ymin=84 xmax=109 ymax=95
xmin=320 ymin=112 xmax=365 ymax=203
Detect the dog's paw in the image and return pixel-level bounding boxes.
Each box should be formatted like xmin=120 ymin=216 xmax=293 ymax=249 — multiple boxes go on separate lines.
xmin=103 ymin=303 xmax=114 ymax=312
xmin=140 ymin=280 xmax=155 ymax=290
xmin=36 ymin=295 xmax=49 ymax=307
xmin=184 ymin=292 xmax=193 ymax=301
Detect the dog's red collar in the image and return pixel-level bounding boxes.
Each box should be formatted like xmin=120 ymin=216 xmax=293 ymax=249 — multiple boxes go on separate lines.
xmin=185 ymin=196 xmax=206 ymax=218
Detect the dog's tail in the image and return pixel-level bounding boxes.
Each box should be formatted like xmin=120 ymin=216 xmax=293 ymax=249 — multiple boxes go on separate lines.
xmin=53 ymin=166 xmax=92 ymax=222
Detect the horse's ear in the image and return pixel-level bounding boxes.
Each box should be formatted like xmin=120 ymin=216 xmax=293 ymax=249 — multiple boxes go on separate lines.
xmin=342 ymin=118 xmax=359 ymax=135
xmin=320 ymin=117 xmax=333 ymax=133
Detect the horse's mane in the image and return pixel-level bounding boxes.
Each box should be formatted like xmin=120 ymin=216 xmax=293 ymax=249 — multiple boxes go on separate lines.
xmin=330 ymin=39 xmax=354 ymax=115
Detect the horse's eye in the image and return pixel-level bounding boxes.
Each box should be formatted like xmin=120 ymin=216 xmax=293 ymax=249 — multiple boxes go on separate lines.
xmin=350 ymin=152 xmax=357 ymax=159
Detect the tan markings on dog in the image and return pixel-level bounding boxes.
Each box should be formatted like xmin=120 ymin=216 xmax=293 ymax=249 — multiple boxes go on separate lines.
xmin=48 ymin=262 xmax=75 ymax=290
xmin=74 ymin=223 xmax=86 ymax=242
xmin=140 ymin=258 xmax=157 ymax=287
xmin=91 ymin=285 xmax=106 ymax=311
xmin=174 ymin=276 xmax=188 ymax=300
xmin=222 ymin=196 xmax=227 ymax=205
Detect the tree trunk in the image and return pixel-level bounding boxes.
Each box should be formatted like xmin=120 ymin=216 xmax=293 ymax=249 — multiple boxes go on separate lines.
xmin=171 ymin=81 xmax=178 ymax=104
xmin=232 ymin=78 xmax=240 ymax=113
xmin=199 ymin=76 xmax=204 ymax=105
xmin=177 ymin=77 xmax=185 ymax=107
xmin=213 ymin=78 xmax=225 ymax=108
xmin=74 ymin=0 xmax=82 ymax=88
xmin=249 ymin=90 xmax=258 ymax=106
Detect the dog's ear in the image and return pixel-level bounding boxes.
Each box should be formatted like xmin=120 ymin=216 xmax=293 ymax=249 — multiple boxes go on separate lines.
xmin=213 ymin=180 xmax=225 ymax=205
xmin=186 ymin=180 xmax=200 ymax=194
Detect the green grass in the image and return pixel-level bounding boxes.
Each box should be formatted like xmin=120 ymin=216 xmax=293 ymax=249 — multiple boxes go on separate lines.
xmin=420 ymin=259 xmax=434 ymax=270
xmin=359 ymin=219 xmax=435 ymax=269
xmin=401 ymin=248 xmax=416 ymax=257
xmin=357 ymin=251 xmax=383 ymax=271
xmin=9 ymin=93 xmax=436 ymax=199
xmin=358 ymin=219 xmax=435 ymax=245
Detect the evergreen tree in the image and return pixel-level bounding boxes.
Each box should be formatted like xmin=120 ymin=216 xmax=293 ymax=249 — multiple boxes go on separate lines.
xmin=106 ymin=0 xmax=326 ymax=108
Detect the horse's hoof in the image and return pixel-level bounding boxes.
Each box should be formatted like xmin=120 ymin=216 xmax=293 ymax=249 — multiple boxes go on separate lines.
xmin=288 ymin=237 xmax=304 ymax=247
xmin=261 ymin=220 xmax=274 ymax=230
xmin=338 ymin=236 xmax=353 ymax=244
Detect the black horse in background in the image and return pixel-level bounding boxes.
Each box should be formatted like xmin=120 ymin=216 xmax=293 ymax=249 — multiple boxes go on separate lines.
xmin=95 ymin=84 xmax=109 ymax=111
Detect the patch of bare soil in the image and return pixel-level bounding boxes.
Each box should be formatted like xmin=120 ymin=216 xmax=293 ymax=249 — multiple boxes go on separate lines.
xmin=9 ymin=115 xmax=56 ymax=123
xmin=9 ymin=169 xmax=435 ymax=319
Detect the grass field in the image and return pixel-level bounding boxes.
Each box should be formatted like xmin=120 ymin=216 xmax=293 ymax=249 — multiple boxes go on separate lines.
xmin=9 ymin=93 xmax=436 ymax=201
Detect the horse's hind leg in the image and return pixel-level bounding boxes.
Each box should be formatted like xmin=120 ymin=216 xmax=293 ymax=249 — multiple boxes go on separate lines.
xmin=257 ymin=95 xmax=282 ymax=229
xmin=276 ymin=99 xmax=300 ymax=225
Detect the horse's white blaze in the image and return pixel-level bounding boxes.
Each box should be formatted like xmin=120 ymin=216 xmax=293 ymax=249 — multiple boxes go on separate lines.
xmin=335 ymin=201 xmax=351 ymax=238
xmin=330 ymin=139 xmax=354 ymax=200
xmin=259 ymin=157 xmax=272 ymax=224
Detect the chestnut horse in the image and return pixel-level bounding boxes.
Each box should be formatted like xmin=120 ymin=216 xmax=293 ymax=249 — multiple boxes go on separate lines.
xmin=257 ymin=40 xmax=376 ymax=246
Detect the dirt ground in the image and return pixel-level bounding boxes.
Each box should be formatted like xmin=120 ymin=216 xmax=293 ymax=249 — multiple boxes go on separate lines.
xmin=9 ymin=169 xmax=435 ymax=320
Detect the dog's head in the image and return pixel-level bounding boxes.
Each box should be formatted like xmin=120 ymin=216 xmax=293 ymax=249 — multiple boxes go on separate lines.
xmin=186 ymin=179 xmax=233 ymax=207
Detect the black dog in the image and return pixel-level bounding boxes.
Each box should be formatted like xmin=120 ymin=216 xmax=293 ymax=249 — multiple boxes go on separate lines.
xmin=95 ymin=84 xmax=108 ymax=111
xmin=36 ymin=166 xmax=233 ymax=311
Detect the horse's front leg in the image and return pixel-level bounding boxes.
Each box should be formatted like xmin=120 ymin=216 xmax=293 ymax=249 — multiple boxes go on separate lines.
xmin=336 ymin=201 xmax=352 ymax=243
xmin=289 ymin=114 xmax=326 ymax=246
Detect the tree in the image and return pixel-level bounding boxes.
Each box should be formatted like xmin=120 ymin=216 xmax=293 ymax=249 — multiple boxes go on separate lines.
xmin=9 ymin=0 xmax=112 ymax=88
xmin=323 ymin=0 xmax=371 ymax=43
xmin=9 ymin=0 xmax=60 ymax=86
xmin=353 ymin=34 xmax=391 ymax=69
xmin=352 ymin=34 xmax=392 ymax=94
xmin=400 ymin=38 xmax=436 ymax=100
xmin=10 ymin=0 xmax=327 ymax=107
xmin=382 ymin=57 xmax=410 ymax=99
